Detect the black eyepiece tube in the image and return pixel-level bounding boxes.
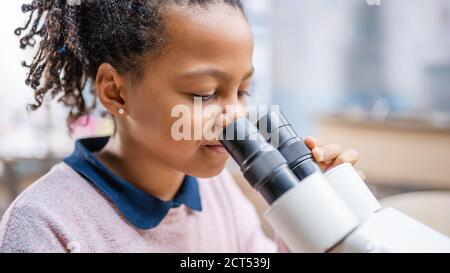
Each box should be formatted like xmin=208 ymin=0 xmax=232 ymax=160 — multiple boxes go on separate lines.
xmin=219 ymin=117 xmax=300 ymax=204
xmin=256 ymin=110 xmax=322 ymax=181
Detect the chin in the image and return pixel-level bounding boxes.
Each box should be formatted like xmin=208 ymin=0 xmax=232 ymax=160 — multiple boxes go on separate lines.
xmin=190 ymin=161 xmax=228 ymax=178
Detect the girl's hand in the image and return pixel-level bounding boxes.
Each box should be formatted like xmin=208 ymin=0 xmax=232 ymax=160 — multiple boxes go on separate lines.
xmin=304 ymin=137 xmax=366 ymax=180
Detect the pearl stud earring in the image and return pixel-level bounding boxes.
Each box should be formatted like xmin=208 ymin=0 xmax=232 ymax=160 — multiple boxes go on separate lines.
xmin=118 ymin=108 xmax=125 ymax=115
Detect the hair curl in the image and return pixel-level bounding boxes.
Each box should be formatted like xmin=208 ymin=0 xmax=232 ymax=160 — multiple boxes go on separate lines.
xmin=15 ymin=0 xmax=244 ymax=126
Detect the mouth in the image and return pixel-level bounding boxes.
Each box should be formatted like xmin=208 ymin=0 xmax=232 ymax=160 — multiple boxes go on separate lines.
xmin=203 ymin=142 xmax=228 ymax=155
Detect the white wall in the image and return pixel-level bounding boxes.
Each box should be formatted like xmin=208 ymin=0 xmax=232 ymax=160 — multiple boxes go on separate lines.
xmin=0 ymin=1 xmax=78 ymax=158
xmin=243 ymin=0 xmax=274 ymax=106
xmin=272 ymin=0 xmax=450 ymax=135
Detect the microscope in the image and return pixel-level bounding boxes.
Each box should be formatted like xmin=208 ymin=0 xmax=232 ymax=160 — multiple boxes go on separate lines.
xmin=219 ymin=110 xmax=450 ymax=253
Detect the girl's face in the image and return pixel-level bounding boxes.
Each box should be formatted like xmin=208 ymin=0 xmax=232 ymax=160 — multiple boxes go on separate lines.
xmin=119 ymin=4 xmax=254 ymax=178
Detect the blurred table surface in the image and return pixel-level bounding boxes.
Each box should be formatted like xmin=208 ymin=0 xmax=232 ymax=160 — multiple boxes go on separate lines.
xmin=317 ymin=114 xmax=450 ymax=190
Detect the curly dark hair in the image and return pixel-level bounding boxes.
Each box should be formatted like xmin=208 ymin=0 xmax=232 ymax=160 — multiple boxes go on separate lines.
xmin=15 ymin=0 xmax=244 ymax=126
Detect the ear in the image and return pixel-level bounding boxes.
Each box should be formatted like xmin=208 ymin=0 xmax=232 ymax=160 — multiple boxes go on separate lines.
xmin=96 ymin=63 xmax=127 ymax=117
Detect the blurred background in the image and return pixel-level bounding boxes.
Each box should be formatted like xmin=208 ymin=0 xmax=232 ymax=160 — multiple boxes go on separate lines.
xmin=1 ymin=0 xmax=450 ymax=239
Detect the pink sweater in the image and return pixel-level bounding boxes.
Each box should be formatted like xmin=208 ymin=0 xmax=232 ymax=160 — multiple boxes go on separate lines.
xmin=0 ymin=163 xmax=286 ymax=253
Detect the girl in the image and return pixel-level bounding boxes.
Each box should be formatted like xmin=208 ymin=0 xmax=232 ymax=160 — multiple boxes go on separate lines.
xmin=0 ymin=0 xmax=362 ymax=253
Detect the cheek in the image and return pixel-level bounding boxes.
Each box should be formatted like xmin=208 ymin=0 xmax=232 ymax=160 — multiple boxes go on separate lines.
xmin=167 ymin=111 xmax=230 ymax=176
xmin=126 ymin=91 xmax=201 ymax=158
xmin=196 ymin=105 xmax=224 ymax=141
xmin=125 ymin=87 xmax=229 ymax=176
xmin=129 ymin=101 xmax=169 ymax=140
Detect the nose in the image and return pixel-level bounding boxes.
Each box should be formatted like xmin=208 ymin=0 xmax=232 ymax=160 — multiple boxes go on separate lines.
xmin=215 ymin=104 xmax=246 ymax=129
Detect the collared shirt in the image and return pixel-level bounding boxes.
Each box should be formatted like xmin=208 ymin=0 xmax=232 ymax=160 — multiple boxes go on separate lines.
xmin=63 ymin=137 xmax=202 ymax=229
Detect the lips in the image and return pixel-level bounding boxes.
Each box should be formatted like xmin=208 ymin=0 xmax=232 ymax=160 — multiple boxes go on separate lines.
xmin=204 ymin=142 xmax=223 ymax=147
xmin=203 ymin=143 xmax=228 ymax=155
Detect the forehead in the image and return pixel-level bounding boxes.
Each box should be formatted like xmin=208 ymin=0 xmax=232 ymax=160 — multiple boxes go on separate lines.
xmin=151 ymin=4 xmax=254 ymax=77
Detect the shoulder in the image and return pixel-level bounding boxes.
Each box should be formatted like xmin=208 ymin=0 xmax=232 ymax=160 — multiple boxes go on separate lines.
xmin=0 ymin=163 xmax=104 ymax=252
xmin=2 ymin=163 xmax=100 ymax=217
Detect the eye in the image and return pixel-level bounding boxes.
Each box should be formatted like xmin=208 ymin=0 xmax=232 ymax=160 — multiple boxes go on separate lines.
xmin=238 ymin=90 xmax=251 ymax=99
xmin=192 ymin=92 xmax=218 ymax=102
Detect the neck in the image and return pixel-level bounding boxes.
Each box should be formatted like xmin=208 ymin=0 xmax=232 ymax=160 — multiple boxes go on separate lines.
xmin=95 ymin=133 xmax=185 ymax=201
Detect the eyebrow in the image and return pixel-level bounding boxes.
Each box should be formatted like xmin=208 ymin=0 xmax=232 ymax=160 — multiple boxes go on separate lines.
xmin=179 ymin=66 xmax=255 ymax=81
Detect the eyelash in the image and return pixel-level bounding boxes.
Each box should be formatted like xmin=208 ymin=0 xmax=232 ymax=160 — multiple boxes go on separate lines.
xmin=238 ymin=91 xmax=252 ymax=98
xmin=193 ymin=93 xmax=218 ymax=102
xmin=192 ymin=91 xmax=251 ymax=102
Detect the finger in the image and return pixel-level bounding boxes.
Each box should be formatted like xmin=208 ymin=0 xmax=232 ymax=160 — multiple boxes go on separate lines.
xmin=318 ymin=162 xmax=333 ymax=172
xmin=331 ymin=149 xmax=359 ymax=167
xmin=304 ymin=136 xmax=319 ymax=150
xmin=357 ymin=170 xmax=366 ymax=180
xmin=312 ymin=144 xmax=341 ymax=163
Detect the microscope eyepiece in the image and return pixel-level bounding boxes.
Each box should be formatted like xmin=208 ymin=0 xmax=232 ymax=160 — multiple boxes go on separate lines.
xmin=257 ymin=110 xmax=321 ymax=181
xmin=220 ymin=117 xmax=299 ymax=204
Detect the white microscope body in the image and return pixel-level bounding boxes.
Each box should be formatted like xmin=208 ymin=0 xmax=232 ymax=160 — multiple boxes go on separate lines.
xmin=265 ymin=162 xmax=450 ymax=253
xmin=221 ymin=112 xmax=450 ymax=253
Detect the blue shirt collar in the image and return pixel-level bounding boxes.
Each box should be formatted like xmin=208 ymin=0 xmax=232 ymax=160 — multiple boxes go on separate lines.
xmin=63 ymin=137 xmax=202 ymax=230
